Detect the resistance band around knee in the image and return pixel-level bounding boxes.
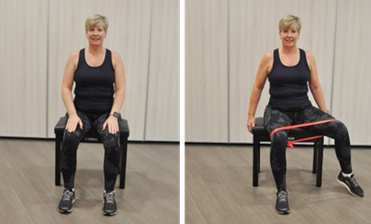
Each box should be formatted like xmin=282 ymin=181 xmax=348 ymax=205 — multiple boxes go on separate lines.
xmin=270 ymin=119 xmax=337 ymax=148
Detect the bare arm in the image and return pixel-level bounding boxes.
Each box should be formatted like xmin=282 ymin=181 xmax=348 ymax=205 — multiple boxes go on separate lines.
xmin=61 ymin=51 xmax=82 ymax=132
xmin=103 ymin=51 xmax=126 ymax=134
xmin=306 ymin=51 xmax=328 ymax=112
xmin=247 ymin=52 xmax=272 ymax=133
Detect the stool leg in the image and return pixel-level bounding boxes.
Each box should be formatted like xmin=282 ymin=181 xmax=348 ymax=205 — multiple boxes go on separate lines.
xmin=55 ymin=137 xmax=62 ymax=186
xmin=119 ymin=137 xmax=128 ymax=189
xmin=257 ymin=143 xmax=261 ymax=173
xmin=312 ymin=141 xmax=318 ymax=174
xmin=316 ymin=138 xmax=324 ymax=187
xmin=253 ymin=136 xmax=260 ymax=187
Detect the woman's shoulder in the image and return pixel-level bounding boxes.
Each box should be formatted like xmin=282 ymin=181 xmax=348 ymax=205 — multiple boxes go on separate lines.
xmin=70 ymin=50 xmax=80 ymax=57
xmin=66 ymin=50 xmax=81 ymax=65
xmin=264 ymin=50 xmax=274 ymax=58
xmin=108 ymin=50 xmax=124 ymax=69
xmin=301 ymin=49 xmax=316 ymax=70
xmin=261 ymin=50 xmax=274 ymax=64
xmin=109 ymin=50 xmax=120 ymax=57
xmin=69 ymin=50 xmax=83 ymax=60
xmin=301 ymin=49 xmax=314 ymax=57
xmin=303 ymin=49 xmax=315 ymax=62
xmin=110 ymin=50 xmax=123 ymax=62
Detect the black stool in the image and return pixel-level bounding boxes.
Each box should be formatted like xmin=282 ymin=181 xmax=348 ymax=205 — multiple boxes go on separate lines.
xmin=251 ymin=117 xmax=324 ymax=187
xmin=54 ymin=116 xmax=130 ymax=189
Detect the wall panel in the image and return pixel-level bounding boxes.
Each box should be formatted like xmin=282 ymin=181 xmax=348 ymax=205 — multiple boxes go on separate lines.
xmin=146 ymin=0 xmax=179 ymax=141
xmin=331 ymin=0 xmax=371 ymax=145
xmin=185 ymin=0 xmax=229 ymax=142
xmin=0 ymin=0 xmax=48 ymax=137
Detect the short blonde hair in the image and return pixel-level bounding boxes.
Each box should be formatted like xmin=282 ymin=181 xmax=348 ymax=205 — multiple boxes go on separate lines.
xmin=279 ymin=14 xmax=302 ymax=32
xmin=85 ymin=14 xmax=109 ymax=31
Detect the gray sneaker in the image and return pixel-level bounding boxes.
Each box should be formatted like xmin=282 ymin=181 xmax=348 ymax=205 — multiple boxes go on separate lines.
xmin=102 ymin=191 xmax=117 ymax=216
xmin=275 ymin=190 xmax=290 ymax=214
xmin=337 ymin=172 xmax=364 ymax=197
xmin=58 ymin=189 xmax=75 ymax=213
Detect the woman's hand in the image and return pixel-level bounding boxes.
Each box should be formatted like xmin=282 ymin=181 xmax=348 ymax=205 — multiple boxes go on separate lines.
xmin=103 ymin=115 xmax=119 ymax=134
xmin=247 ymin=116 xmax=256 ymax=133
xmin=66 ymin=113 xmax=83 ymax=133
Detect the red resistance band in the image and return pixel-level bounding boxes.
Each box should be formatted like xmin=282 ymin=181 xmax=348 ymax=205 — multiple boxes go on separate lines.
xmin=270 ymin=119 xmax=337 ymax=149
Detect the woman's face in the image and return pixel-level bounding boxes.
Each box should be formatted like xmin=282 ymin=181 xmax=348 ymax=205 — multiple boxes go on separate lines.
xmin=279 ymin=27 xmax=300 ymax=47
xmin=86 ymin=25 xmax=107 ymax=46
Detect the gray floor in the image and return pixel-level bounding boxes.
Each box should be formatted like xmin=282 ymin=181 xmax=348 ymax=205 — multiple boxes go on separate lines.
xmin=186 ymin=145 xmax=371 ymax=224
xmin=0 ymin=139 xmax=179 ymax=224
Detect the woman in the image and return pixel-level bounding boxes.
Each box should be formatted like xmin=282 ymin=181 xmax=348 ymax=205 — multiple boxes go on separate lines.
xmin=247 ymin=15 xmax=363 ymax=214
xmin=58 ymin=14 xmax=126 ymax=216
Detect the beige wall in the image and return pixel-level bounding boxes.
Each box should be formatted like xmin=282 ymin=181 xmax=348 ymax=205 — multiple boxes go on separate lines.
xmin=0 ymin=0 xmax=179 ymax=141
xmin=186 ymin=0 xmax=371 ymax=145
xmin=185 ymin=0 xmax=229 ymax=142
xmin=0 ymin=0 xmax=48 ymax=137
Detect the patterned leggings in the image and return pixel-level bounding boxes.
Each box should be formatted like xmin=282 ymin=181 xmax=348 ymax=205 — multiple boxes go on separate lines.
xmin=61 ymin=110 xmax=120 ymax=192
xmin=264 ymin=104 xmax=352 ymax=191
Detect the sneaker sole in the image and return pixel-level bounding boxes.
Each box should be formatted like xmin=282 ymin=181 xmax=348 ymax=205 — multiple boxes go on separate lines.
xmin=275 ymin=209 xmax=290 ymax=215
xmin=102 ymin=210 xmax=118 ymax=216
xmin=58 ymin=199 xmax=76 ymax=213
xmin=337 ymin=178 xmax=363 ymax=198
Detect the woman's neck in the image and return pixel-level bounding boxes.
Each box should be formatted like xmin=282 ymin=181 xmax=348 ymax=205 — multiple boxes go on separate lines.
xmin=280 ymin=46 xmax=299 ymax=55
xmin=86 ymin=45 xmax=105 ymax=55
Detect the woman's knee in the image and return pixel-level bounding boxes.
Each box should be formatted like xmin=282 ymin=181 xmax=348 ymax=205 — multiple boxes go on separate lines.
xmin=271 ymin=131 xmax=288 ymax=146
xmin=102 ymin=133 xmax=120 ymax=150
xmin=334 ymin=120 xmax=348 ymax=131
xmin=63 ymin=130 xmax=83 ymax=148
xmin=332 ymin=120 xmax=350 ymax=140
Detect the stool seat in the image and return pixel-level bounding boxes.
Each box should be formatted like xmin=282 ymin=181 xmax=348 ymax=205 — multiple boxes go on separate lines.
xmin=54 ymin=116 xmax=130 ymax=189
xmin=251 ymin=117 xmax=324 ymax=187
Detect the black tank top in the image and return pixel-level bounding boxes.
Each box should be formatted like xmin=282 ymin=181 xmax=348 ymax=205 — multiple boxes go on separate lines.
xmin=73 ymin=48 xmax=115 ymax=112
xmin=268 ymin=48 xmax=311 ymax=109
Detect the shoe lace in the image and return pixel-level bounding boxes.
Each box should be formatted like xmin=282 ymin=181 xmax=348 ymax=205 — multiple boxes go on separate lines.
xmin=62 ymin=190 xmax=73 ymax=201
xmin=104 ymin=192 xmax=115 ymax=204
xmin=350 ymin=175 xmax=359 ymax=187
xmin=277 ymin=191 xmax=288 ymax=202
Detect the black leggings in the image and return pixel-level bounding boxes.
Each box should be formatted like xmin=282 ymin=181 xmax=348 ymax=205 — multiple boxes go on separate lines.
xmin=61 ymin=110 xmax=120 ymax=192
xmin=264 ymin=104 xmax=352 ymax=191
